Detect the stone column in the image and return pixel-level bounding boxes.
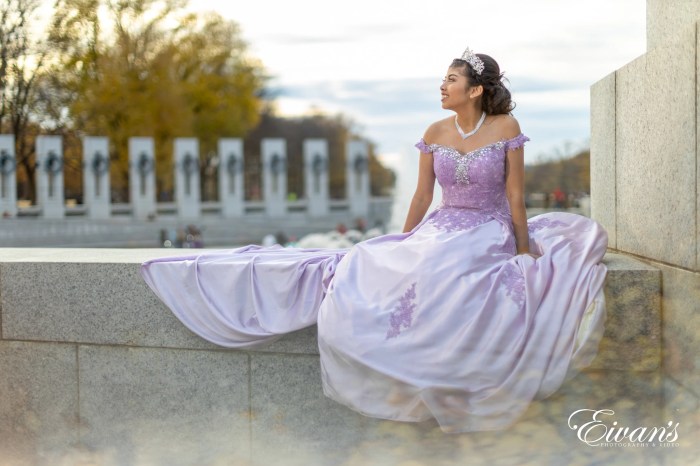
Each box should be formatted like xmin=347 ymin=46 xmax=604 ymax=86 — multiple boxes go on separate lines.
xmin=0 ymin=134 xmax=17 ymax=217
xmin=218 ymin=138 xmax=244 ymax=218
xmin=346 ymin=140 xmax=370 ymax=218
xmin=591 ymin=2 xmax=700 ymax=420
xmin=174 ymin=138 xmax=200 ymax=219
xmin=129 ymin=137 xmax=156 ymax=220
xmin=647 ymin=0 xmax=700 ymax=50
xmin=262 ymin=138 xmax=287 ymax=217
xmin=83 ymin=137 xmax=111 ymax=219
xmin=36 ymin=136 xmax=64 ymax=219
xmin=303 ymin=139 xmax=329 ymax=217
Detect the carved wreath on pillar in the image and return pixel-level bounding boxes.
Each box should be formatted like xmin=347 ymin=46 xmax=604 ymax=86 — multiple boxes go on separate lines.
xmin=137 ymin=151 xmax=153 ymax=175
xmin=312 ymin=153 xmax=326 ymax=174
xmin=181 ymin=152 xmax=199 ymax=175
xmin=0 ymin=149 xmax=15 ymax=175
xmin=45 ymin=150 xmax=63 ymax=174
xmin=226 ymin=153 xmax=239 ymax=177
xmin=354 ymin=154 xmax=368 ymax=174
xmin=270 ymin=153 xmax=285 ymax=175
xmin=91 ymin=151 xmax=110 ymax=176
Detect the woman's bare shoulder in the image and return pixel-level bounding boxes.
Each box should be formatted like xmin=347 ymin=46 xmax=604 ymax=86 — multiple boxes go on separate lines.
xmin=490 ymin=114 xmax=521 ymax=138
xmin=422 ymin=117 xmax=452 ymax=143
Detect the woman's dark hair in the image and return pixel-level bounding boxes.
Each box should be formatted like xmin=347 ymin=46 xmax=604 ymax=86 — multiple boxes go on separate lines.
xmin=450 ymin=54 xmax=515 ymax=115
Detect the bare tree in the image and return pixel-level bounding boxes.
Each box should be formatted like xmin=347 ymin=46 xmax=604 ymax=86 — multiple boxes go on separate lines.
xmin=0 ymin=0 xmax=47 ymax=202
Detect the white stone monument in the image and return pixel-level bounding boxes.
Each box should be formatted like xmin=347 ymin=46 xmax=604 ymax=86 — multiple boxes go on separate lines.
xmin=218 ymin=138 xmax=244 ymax=218
xmin=36 ymin=135 xmax=64 ymax=219
xmin=303 ymin=139 xmax=329 ymax=217
xmin=174 ymin=138 xmax=200 ymax=219
xmin=0 ymin=134 xmax=17 ymax=217
xmin=83 ymin=136 xmax=111 ymax=219
xmin=346 ymin=140 xmax=370 ymax=218
xmin=262 ymin=138 xmax=287 ymax=217
xmin=129 ymin=137 xmax=156 ymax=220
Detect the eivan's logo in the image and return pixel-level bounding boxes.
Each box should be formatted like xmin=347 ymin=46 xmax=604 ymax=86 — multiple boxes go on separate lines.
xmin=568 ymin=409 xmax=680 ymax=447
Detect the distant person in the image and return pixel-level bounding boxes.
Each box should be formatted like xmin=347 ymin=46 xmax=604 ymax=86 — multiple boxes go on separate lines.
xmin=142 ymin=47 xmax=608 ymax=433
xmin=553 ymin=187 xmax=566 ymax=208
xmin=275 ymin=230 xmax=288 ymax=246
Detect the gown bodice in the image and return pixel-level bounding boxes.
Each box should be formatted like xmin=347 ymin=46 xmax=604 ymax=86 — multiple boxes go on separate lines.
xmin=415 ymin=134 xmax=529 ymax=214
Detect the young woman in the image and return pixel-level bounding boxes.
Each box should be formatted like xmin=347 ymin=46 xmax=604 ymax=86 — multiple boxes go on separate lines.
xmin=142 ymin=48 xmax=608 ymax=433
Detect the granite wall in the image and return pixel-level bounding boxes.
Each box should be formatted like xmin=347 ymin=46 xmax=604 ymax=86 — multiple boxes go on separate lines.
xmin=590 ymin=0 xmax=700 ymax=444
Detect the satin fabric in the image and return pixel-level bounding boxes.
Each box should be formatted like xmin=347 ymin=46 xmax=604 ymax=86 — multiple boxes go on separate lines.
xmin=141 ymin=134 xmax=608 ymax=433
xmin=316 ymin=210 xmax=607 ymax=432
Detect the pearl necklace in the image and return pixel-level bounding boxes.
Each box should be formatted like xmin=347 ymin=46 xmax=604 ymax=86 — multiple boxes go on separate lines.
xmin=455 ymin=112 xmax=486 ymax=140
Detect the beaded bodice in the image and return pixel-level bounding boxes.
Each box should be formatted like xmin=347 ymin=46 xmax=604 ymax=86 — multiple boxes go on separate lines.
xmin=415 ymin=134 xmax=529 ymax=213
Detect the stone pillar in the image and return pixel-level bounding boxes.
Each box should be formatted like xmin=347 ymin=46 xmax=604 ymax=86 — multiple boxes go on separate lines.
xmin=303 ymin=139 xmax=329 ymax=217
xmin=36 ymin=136 xmax=64 ymax=219
xmin=83 ymin=137 xmax=111 ymax=219
xmin=591 ymin=3 xmax=700 ymax=421
xmin=647 ymin=0 xmax=700 ymax=50
xmin=129 ymin=137 xmax=156 ymax=220
xmin=262 ymin=138 xmax=287 ymax=217
xmin=346 ymin=140 xmax=370 ymax=218
xmin=218 ymin=138 xmax=244 ymax=218
xmin=0 ymin=134 xmax=17 ymax=217
xmin=174 ymin=138 xmax=200 ymax=219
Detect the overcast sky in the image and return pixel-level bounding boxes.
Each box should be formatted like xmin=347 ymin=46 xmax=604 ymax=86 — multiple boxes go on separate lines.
xmin=188 ymin=0 xmax=646 ymax=164
xmin=185 ymin=0 xmax=646 ymax=228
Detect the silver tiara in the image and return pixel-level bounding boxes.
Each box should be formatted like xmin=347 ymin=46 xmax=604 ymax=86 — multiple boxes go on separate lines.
xmin=460 ymin=47 xmax=484 ymax=75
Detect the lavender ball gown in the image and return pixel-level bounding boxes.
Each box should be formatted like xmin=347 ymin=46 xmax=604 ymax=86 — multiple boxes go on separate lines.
xmin=141 ymin=134 xmax=608 ymax=433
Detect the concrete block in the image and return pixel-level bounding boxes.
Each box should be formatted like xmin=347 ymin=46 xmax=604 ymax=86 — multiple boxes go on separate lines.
xmin=0 ymin=341 xmax=79 ymax=464
xmin=347 ymin=140 xmax=370 ymax=218
xmin=78 ymin=345 xmax=250 ymax=465
xmin=262 ymin=138 xmax=287 ymax=217
xmin=36 ymin=136 xmax=65 ymax=219
xmin=647 ymin=0 xmax=700 ymax=50
xmin=174 ymin=138 xmax=200 ymax=219
xmin=590 ymin=72 xmax=617 ymax=248
xmin=590 ymin=253 xmax=661 ymax=371
xmin=218 ymin=138 xmax=245 ymax=218
xmin=303 ymin=139 xmax=329 ymax=217
xmin=655 ymin=262 xmax=700 ymax=391
xmin=615 ymin=29 xmax=697 ymax=269
xmin=82 ymin=136 xmax=111 ymax=219
xmin=129 ymin=137 xmax=156 ymax=220
xmin=0 ymin=134 xmax=17 ymax=217
xmin=250 ymin=353 xmax=370 ymax=465
xmin=1 ymin=260 xmax=217 ymax=348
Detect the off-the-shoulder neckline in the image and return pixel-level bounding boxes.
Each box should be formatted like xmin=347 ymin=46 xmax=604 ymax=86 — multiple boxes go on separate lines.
xmin=418 ymin=133 xmax=528 ymax=157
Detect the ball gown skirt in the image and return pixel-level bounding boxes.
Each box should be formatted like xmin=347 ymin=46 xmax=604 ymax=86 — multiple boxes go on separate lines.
xmin=141 ymin=134 xmax=608 ymax=433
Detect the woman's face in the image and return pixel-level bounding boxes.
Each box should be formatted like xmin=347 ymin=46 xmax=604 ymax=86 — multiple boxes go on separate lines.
xmin=440 ymin=66 xmax=471 ymax=110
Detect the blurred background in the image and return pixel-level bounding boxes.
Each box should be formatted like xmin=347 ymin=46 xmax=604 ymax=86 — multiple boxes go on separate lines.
xmin=0 ymin=0 xmax=646 ymax=246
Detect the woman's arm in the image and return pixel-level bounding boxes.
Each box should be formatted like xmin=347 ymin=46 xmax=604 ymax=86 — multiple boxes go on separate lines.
xmin=402 ymin=149 xmax=436 ymax=232
xmin=502 ymin=118 xmax=532 ymax=255
xmin=505 ymin=147 xmax=530 ymax=254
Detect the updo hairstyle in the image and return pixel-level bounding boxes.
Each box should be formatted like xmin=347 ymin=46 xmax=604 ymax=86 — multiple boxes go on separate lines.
xmin=450 ymin=54 xmax=515 ymax=115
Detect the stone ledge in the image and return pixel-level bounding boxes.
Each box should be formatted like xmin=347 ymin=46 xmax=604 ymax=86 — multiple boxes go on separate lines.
xmin=0 ymin=248 xmax=671 ymax=464
xmin=0 ymin=249 xmax=661 ymax=370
